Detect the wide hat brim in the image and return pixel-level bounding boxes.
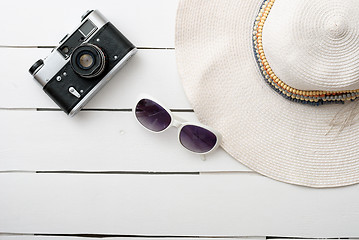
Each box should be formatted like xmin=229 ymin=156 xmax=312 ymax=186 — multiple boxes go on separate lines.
xmin=175 ymin=0 xmax=359 ymax=188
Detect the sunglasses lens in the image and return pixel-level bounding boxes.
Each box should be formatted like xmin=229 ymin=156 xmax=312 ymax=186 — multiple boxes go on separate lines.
xmin=179 ymin=125 xmax=218 ymax=153
xmin=135 ymin=99 xmax=172 ymax=132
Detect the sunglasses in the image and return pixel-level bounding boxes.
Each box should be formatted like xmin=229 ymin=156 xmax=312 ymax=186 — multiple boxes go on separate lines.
xmin=134 ymin=95 xmax=221 ymax=154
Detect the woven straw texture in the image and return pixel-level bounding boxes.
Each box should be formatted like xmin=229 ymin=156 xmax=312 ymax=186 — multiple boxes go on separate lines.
xmin=263 ymin=0 xmax=359 ymax=91
xmin=175 ymin=0 xmax=359 ymax=188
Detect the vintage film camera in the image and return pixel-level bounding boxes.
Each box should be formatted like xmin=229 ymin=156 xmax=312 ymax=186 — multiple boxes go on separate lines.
xmin=29 ymin=10 xmax=137 ymax=116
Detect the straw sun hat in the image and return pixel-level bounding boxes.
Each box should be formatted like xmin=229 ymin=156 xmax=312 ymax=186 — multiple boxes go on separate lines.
xmin=175 ymin=0 xmax=359 ymax=187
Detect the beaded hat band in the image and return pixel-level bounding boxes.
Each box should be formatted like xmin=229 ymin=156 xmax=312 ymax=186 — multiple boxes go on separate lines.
xmin=253 ymin=0 xmax=359 ymax=105
xmin=176 ymin=0 xmax=359 ymax=188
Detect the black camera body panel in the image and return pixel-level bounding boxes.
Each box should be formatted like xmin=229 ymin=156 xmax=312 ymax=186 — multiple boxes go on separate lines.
xmin=43 ymin=23 xmax=135 ymax=114
xmin=29 ymin=10 xmax=137 ymax=116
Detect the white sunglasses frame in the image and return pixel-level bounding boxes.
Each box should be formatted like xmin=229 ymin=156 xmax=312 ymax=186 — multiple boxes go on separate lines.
xmin=133 ymin=94 xmax=222 ymax=155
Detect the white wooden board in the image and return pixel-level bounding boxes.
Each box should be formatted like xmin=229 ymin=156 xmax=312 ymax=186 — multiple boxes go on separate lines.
xmin=0 ymin=237 xmax=263 ymax=240
xmin=0 ymin=0 xmax=178 ymax=47
xmin=1 ymin=0 xmax=359 ymax=238
xmin=0 ymin=110 xmax=249 ymax=172
xmin=1 ymin=173 xmax=359 ymax=238
xmin=0 ymin=48 xmax=190 ymax=109
xmin=0 ymin=237 xmax=264 ymax=240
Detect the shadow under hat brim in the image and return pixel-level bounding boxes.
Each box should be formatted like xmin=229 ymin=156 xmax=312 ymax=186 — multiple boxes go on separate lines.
xmin=175 ymin=0 xmax=359 ymax=188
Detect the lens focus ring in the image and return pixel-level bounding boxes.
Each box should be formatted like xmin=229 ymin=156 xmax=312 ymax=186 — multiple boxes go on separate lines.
xmin=70 ymin=43 xmax=106 ymax=78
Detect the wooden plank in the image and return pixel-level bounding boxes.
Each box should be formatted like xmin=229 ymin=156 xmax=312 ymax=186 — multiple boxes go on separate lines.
xmin=0 ymin=237 xmax=263 ymax=240
xmin=0 ymin=173 xmax=358 ymax=237
xmin=0 ymin=0 xmax=177 ymax=47
xmin=0 ymin=110 xmax=249 ymax=172
xmin=0 ymin=48 xmax=190 ymax=109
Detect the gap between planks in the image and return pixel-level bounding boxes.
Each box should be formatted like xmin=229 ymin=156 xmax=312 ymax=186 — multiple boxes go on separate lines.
xmin=0 ymin=233 xmax=355 ymax=239
xmin=0 ymin=45 xmax=175 ymax=50
xmin=0 ymin=170 xmax=254 ymax=175
xmin=0 ymin=108 xmax=193 ymax=112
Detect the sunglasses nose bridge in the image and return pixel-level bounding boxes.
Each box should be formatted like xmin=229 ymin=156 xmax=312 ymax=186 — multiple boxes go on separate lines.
xmin=172 ymin=119 xmax=182 ymax=128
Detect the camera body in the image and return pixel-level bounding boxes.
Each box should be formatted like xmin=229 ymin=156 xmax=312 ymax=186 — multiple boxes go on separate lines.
xmin=29 ymin=10 xmax=137 ymax=116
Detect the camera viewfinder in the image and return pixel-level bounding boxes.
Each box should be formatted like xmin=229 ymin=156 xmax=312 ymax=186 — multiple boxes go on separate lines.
xmin=79 ymin=20 xmax=97 ymax=37
xmin=58 ymin=20 xmax=97 ymax=59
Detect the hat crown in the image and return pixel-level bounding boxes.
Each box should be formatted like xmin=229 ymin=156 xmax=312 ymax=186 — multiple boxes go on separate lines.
xmin=326 ymin=16 xmax=347 ymax=39
xmin=262 ymin=0 xmax=359 ymax=91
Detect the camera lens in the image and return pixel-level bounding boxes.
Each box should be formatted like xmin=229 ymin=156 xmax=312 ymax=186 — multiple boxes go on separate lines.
xmin=77 ymin=51 xmax=94 ymax=69
xmin=70 ymin=43 xmax=106 ymax=78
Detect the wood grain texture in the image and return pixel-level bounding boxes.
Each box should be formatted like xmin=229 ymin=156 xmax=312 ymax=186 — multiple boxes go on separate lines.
xmin=0 ymin=110 xmax=249 ymax=172
xmin=0 ymin=0 xmax=178 ymax=47
xmin=1 ymin=0 xmax=359 ymax=238
xmin=0 ymin=48 xmax=190 ymax=109
xmin=0 ymin=237 xmax=264 ymax=240
xmin=0 ymin=173 xmax=359 ymax=238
